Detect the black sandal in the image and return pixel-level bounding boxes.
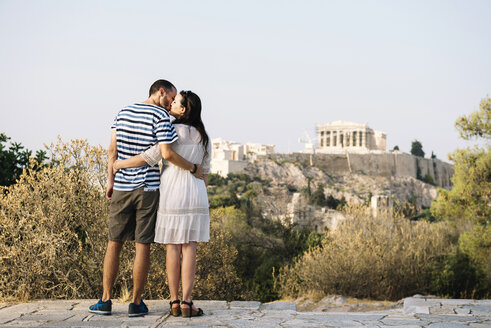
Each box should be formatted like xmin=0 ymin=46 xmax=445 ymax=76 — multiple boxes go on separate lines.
xmin=169 ymin=300 xmax=181 ymax=317
xmin=181 ymin=300 xmax=204 ymax=317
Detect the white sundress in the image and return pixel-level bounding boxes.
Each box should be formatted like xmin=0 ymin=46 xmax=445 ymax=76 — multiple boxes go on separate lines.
xmin=141 ymin=124 xmax=211 ymax=244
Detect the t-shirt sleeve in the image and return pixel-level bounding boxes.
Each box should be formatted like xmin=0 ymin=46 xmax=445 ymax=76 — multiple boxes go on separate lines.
xmin=141 ymin=144 xmax=162 ymax=167
xmin=201 ymin=141 xmax=212 ymax=174
xmin=155 ymin=115 xmax=178 ymax=144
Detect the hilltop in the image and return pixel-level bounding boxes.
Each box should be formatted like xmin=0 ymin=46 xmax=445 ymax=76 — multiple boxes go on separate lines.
xmin=229 ymin=152 xmax=454 ymax=229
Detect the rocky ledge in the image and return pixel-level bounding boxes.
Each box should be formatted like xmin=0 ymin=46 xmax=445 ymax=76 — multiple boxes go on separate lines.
xmin=0 ymin=297 xmax=490 ymax=327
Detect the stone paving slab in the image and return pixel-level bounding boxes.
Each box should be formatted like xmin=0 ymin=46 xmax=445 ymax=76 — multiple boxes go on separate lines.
xmin=230 ymin=301 xmax=261 ymax=310
xmin=470 ymin=323 xmax=491 ymax=328
xmin=405 ymin=297 xmax=491 ymax=317
xmin=426 ymin=323 xmax=473 ymax=328
xmin=260 ymin=302 xmax=297 ymax=311
xmin=0 ymin=298 xmax=488 ymax=327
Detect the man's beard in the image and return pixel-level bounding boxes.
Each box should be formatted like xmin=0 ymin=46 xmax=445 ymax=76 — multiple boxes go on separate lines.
xmin=162 ymin=98 xmax=170 ymax=110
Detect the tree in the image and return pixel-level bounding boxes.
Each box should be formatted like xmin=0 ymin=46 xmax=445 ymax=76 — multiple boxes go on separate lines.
xmin=0 ymin=133 xmax=47 ymax=186
xmin=311 ymin=184 xmax=326 ymax=206
xmin=208 ymin=173 xmax=227 ymax=186
xmin=392 ymin=145 xmax=400 ymax=151
xmin=410 ymin=140 xmax=425 ymax=158
xmin=326 ymin=195 xmax=341 ymax=209
xmin=431 ymin=96 xmax=491 ymax=294
xmin=455 ymin=97 xmax=491 ymax=140
xmin=431 ymin=97 xmax=491 ymax=226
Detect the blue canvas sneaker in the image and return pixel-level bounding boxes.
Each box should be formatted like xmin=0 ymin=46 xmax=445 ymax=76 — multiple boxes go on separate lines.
xmin=89 ymin=299 xmax=112 ymax=315
xmin=128 ymin=299 xmax=148 ymax=317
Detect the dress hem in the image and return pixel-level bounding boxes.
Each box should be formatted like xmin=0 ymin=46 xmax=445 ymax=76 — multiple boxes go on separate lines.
xmin=154 ymin=238 xmax=210 ymax=245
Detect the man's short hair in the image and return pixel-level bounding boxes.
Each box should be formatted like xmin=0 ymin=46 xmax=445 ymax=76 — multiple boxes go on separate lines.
xmin=149 ymin=80 xmax=176 ymax=97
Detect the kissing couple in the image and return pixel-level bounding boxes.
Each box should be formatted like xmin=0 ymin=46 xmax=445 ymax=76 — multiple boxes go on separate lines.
xmin=89 ymin=79 xmax=210 ymax=318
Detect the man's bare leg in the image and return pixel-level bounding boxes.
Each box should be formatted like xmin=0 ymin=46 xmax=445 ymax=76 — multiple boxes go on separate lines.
xmin=102 ymin=240 xmax=123 ymax=301
xmin=132 ymin=242 xmax=151 ymax=304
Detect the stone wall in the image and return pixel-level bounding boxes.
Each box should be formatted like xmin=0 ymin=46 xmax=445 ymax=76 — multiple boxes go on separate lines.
xmin=211 ymin=159 xmax=248 ymax=177
xmin=260 ymin=152 xmax=453 ymax=189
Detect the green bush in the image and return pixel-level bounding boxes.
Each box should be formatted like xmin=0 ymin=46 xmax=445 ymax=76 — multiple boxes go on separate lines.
xmin=207 ymin=173 xmax=226 ymax=186
xmin=311 ymin=184 xmax=326 ymax=206
xmin=422 ymin=174 xmax=436 ymax=186
xmin=429 ymin=248 xmax=488 ymax=299
xmin=211 ymin=207 xmax=322 ymax=302
xmin=209 ymin=195 xmax=239 ymax=209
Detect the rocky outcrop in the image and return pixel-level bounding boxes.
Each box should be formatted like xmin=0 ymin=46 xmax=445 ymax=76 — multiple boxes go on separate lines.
xmin=258 ymin=152 xmax=453 ymax=189
xmin=243 ymin=153 xmax=453 ymax=228
xmin=295 ymin=294 xmax=400 ymax=312
xmin=246 ymin=158 xmax=445 ymax=208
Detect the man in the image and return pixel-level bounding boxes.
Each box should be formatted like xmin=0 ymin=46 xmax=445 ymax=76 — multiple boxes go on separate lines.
xmin=89 ymin=80 xmax=202 ymax=317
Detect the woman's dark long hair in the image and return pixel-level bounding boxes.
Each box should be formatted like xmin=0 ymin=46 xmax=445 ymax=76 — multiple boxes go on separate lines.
xmin=173 ymin=90 xmax=209 ymax=153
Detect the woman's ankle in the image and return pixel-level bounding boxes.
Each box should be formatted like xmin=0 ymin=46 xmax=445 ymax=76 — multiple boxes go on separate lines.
xmin=181 ymin=299 xmax=192 ymax=308
xmin=170 ymin=298 xmax=180 ymax=308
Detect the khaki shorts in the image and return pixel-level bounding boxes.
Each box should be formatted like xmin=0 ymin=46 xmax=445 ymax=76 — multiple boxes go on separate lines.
xmin=108 ymin=187 xmax=159 ymax=244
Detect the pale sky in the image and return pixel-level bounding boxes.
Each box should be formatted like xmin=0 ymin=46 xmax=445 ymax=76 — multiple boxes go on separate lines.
xmin=1 ymin=0 xmax=490 ymax=160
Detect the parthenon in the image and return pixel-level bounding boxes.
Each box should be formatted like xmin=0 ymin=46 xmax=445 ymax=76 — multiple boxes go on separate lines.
xmin=316 ymin=121 xmax=386 ymax=153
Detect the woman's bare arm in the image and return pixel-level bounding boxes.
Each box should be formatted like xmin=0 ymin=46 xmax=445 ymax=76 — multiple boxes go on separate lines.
xmin=113 ymin=143 xmax=162 ymax=174
xmin=113 ymin=155 xmax=147 ymax=174
xmin=160 ymin=143 xmax=203 ymax=178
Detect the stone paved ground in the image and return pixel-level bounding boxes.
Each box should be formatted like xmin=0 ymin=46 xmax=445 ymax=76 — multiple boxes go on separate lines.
xmin=0 ymin=297 xmax=489 ymax=327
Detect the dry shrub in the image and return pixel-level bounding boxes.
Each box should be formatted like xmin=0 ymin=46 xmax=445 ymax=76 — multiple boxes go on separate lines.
xmin=46 ymin=137 xmax=107 ymax=191
xmin=0 ymin=138 xmax=244 ymax=301
xmin=277 ymin=204 xmax=453 ymax=301
xmin=0 ymin=159 xmax=108 ymax=300
xmin=145 ymin=225 xmax=245 ymax=301
xmin=195 ymin=226 xmax=244 ymax=301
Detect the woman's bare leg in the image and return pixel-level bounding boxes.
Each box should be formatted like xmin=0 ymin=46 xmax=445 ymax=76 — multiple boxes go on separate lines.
xmin=181 ymin=242 xmax=198 ymax=310
xmin=166 ymin=244 xmax=182 ymax=308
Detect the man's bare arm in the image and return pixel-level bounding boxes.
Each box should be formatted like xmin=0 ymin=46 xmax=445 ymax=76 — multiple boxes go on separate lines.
xmin=160 ymin=143 xmax=203 ymax=178
xmin=107 ymin=130 xmax=117 ymax=200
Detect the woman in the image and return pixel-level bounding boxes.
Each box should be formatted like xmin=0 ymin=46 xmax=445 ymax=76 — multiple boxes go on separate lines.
xmin=113 ymin=90 xmax=210 ymax=317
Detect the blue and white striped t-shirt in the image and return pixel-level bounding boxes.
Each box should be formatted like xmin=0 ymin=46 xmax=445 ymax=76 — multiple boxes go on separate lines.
xmin=111 ymin=103 xmax=178 ymax=191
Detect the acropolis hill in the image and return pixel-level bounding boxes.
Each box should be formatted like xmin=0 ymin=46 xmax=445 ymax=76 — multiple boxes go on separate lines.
xmin=210 ymin=121 xmax=453 ymax=230
xmin=260 ymin=151 xmax=453 ymax=189
xmin=211 ymin=121 xmax=453 ymax=189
